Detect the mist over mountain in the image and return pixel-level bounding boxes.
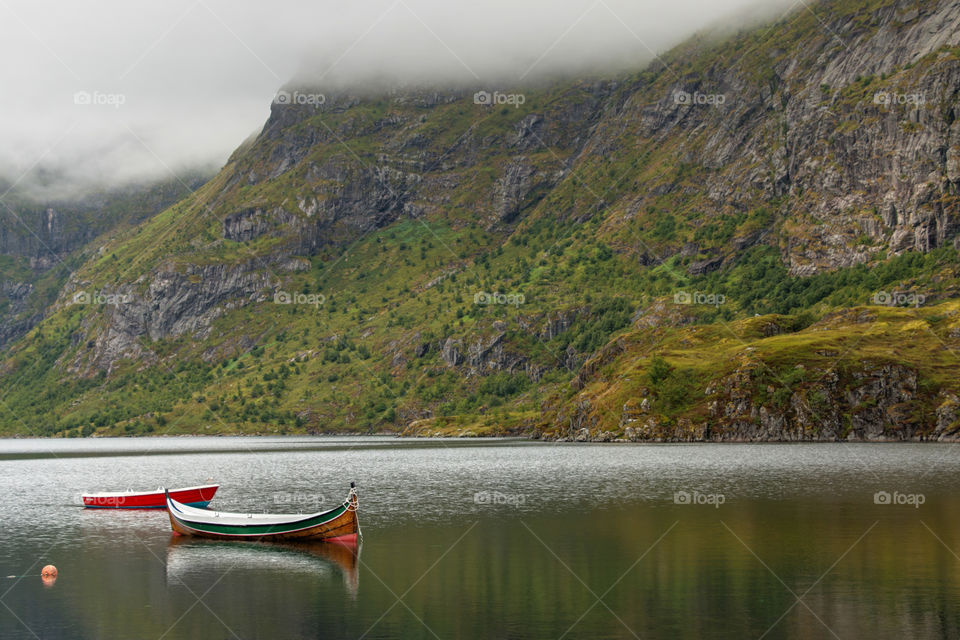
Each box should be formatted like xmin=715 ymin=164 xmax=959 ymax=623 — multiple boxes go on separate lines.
xmin=2 ymin=0 xmax=959 ymax=442
xmin=0 ymin=0 xmax=791 ymax=199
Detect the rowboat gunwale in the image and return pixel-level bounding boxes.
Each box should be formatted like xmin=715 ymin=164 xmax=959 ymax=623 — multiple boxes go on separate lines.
xmin=82 ymin=484 xmax=219 ymax=499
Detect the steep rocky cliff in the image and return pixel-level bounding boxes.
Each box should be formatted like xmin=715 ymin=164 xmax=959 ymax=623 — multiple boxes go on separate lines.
xmin=627 ymin=0 xmax=960 ymax=274
xmin=1 ymin=0 xmax=959 ymax=439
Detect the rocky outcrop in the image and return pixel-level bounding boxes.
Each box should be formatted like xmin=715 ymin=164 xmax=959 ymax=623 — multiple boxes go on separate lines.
xmin=698 ymin=363 xmax=920 ymax=441
xmin=439 ymin=330 xmax=540 ymax=377
xmin=223 ymin=207 xmax=288 ymax=242
xmin=561 ymin=358 xmax=938 ymax=442
xmin=934 ymin=391 xmax=960 ymax=439
xmin=494 ymin=159 xmax=560 ymax=224
xmin=67 ymin=256 xmax=308 ymax=373
xmin=686 ymin=255 xmax=723 ymax=275
xmin=440 ymin=337 xmax=463 ymax=367
xmin=0 ymin=280 xmax=40 ymax=346
xmin=537 ymin=309 xmax=581 ymax=341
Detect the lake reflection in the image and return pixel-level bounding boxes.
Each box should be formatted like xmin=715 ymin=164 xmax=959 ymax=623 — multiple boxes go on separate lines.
xmin=1 ymin=438 xmax=959 ymax=639
xmin=165 ymin=538 xmax=360 ymax=597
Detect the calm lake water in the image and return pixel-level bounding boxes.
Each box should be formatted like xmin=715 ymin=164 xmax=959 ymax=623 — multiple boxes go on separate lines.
xmin=1 ymin=437 xmax=960 ymax=639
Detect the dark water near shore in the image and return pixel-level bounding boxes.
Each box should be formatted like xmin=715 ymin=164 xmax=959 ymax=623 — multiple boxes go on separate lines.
xmin=2 ymin=437 xmax=960 ymax=639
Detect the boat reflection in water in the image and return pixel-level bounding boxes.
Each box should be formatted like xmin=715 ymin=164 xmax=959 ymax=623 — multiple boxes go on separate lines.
xmin=165 ymin=536 xmax=359 ymax=597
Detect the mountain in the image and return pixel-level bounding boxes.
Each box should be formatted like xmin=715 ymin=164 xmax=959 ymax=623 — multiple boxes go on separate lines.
xmin=1 ymin=0 xmax=959 ymax=440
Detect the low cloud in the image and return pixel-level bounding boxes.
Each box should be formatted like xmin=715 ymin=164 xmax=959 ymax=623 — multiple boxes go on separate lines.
xmin=0 ymin=0 xmax=794 ymax=200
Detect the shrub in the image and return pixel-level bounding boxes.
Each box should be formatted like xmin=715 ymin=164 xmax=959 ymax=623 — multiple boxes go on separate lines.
xmin=479 ymin=372 xmax=530 ymax=398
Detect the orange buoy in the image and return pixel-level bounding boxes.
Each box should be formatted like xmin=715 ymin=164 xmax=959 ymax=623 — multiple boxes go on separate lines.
xmin=41 ymin=565 xmax=57 ymax=579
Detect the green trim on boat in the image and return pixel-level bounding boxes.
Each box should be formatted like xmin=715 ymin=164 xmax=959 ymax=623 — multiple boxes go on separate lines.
xmin=175 ymin=504 xmax=348 ymax=536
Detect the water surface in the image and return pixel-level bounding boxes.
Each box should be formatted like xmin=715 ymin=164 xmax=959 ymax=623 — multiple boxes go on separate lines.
xmin=1 ymin=437 xmax=959 ymax=638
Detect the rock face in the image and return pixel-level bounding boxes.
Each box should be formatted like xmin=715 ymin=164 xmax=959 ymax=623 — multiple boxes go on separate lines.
xmin=0 ymin=280 xmax=39 ymax=347
xmin=223 ymin=208 xmax=282 ymax=243
xmin=67 ymin=256 xmax=308 ymax=374
xmin=440 ymin=338 xmax=463 ymax=367
xmin=936 ymin=392 xmax=960 ymax=439
xmin=218 ymin=83 xmax=614 ymax=260
xmin=559 ymin=358 xmax=946 ymax=443
xmin=704 ymin=363 xmax=920 ymax=441
xmin=620 ymin=0 xmax=960 ymax=275
xmin=438 ymin=330 xmax=544 ymax=379
xmin=495 ymin=159 xmax=554 ymax=224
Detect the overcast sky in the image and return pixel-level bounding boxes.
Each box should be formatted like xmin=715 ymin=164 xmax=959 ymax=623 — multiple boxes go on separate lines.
xmin=0 ymin=0 xmax=795 ymax=199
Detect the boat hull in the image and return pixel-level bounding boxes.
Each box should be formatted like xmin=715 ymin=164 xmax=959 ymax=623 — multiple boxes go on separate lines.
xmin=166 ymin=488 xmax=359 ymax=545
xmin=83 ymin=485 xmax=219 ymax=509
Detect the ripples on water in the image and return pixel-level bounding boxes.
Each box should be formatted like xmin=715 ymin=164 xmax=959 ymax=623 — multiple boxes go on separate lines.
xmin=1 ymin=437 xmax=959 ymax=639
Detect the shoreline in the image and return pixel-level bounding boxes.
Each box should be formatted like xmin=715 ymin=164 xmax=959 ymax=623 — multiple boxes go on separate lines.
xmin=1 ymin=432 xmax=957 ymax=443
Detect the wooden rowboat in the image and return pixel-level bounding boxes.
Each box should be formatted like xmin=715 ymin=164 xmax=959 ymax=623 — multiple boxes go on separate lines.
xmin=82 ymin=484 xmax=219 ymax=509
xmin=165 ymin=483 xmax=360 ymax=546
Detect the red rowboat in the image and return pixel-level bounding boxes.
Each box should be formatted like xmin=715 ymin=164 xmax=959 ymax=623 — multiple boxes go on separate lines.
xmin=82 ymin=484 xmax=219 ymax=509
